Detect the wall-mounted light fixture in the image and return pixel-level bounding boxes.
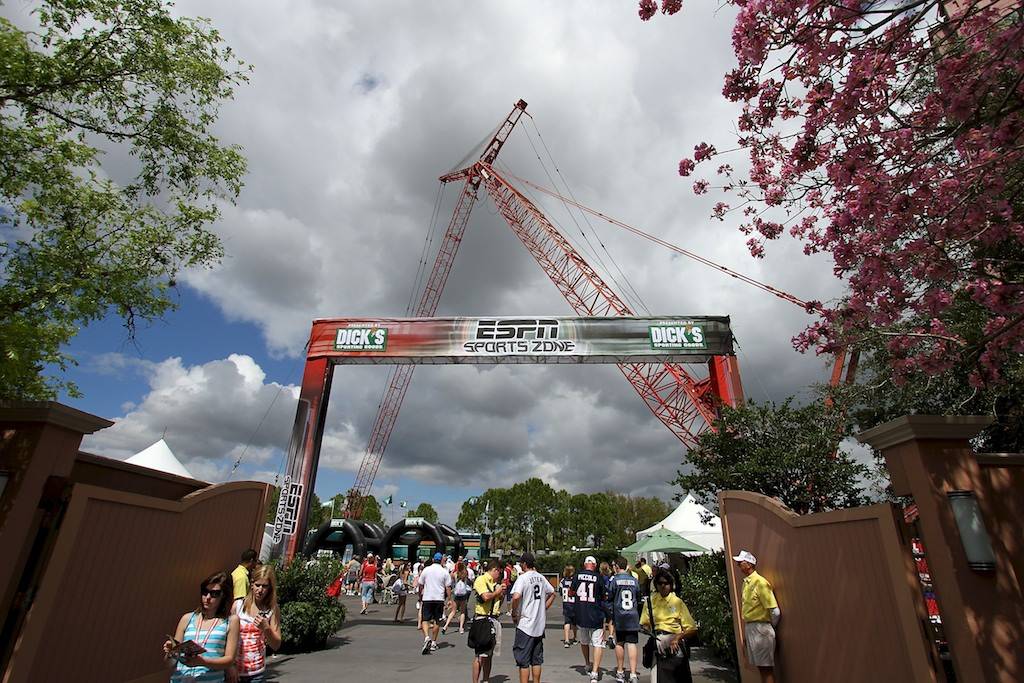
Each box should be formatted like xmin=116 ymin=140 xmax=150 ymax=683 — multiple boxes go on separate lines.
xmin=947 ymin=490 xmax=996 ymax=572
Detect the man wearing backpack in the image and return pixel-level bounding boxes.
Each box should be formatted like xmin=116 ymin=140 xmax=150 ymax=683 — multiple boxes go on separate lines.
xmin=470 ymin=560 xmax=506 ymax=683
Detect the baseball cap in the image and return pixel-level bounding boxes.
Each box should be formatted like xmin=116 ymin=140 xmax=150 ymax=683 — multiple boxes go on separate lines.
xmin=433 ymin=552 xmax=443 ymax=561
xmin=732 ymin=550 xmax=757 ymax=565
xmin=584 ymin=555 xmax=597 ymax=566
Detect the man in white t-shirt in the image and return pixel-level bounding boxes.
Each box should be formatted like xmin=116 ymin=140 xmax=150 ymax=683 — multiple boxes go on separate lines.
xmin=511 ymin=553 xmax=556 ymax=683
xmin=417 ymin=552 xmax=453 ymax=654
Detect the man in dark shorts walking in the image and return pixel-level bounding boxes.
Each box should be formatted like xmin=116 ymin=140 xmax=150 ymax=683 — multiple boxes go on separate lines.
xmin=560 ymin=565 xmax=577 ymax=647
xmin=510 ymin=553 xmax=555 ymax=683
xmin=610 ymin=557 xmax=642 ymax=683
xmin=472 ymin=560 xmax=506 ymax=683
xmin=417 ymin=552 xmax=452 ymax=654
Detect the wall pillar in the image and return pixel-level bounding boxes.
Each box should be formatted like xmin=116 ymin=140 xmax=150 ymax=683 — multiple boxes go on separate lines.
xmin=0 ymin=402 xmax=111 ymax=666
xmin=858 ymin=415 xmax=1024 ymax=683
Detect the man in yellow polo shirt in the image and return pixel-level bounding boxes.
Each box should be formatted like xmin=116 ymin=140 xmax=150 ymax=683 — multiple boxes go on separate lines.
xmin=734 ymin=550 xmax=780 ymax=683
xmin=470 ymin=560 xmax=506 ymax=683
xmin=232 ymin=548 xmax=258 ymax=600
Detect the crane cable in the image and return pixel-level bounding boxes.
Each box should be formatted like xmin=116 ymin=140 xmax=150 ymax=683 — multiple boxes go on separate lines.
xmin=523 ymin=114 xmax=652 ymax=316
xmin=498 ymin=169 xmax=816 ymax=312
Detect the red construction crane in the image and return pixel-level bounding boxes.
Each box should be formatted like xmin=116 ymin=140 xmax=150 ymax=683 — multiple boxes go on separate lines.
xmin=344 ymin=100 xmax=743 ymax=517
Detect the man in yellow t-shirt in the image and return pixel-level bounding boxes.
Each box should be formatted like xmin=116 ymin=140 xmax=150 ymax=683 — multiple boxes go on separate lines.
xmin=470 ymin=560 xmax=506 ymax=683
xmin=734 ymin=550 xmax=780 ymax=683
xmin=232 ymin=548 xmax=258 ymax=600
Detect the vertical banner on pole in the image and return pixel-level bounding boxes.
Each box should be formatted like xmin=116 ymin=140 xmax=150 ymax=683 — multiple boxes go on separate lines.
xmin=270 ymin=356 xmax=333 ymax=561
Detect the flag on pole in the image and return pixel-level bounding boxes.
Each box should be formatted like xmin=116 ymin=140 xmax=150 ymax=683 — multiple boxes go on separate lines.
xmin=322 ymin=500 xmax=333 ymax=508
xmin=383 ymin=495 xmax=393 ymax=505
xmin=400 ymin=501 xmax=407 ymax=508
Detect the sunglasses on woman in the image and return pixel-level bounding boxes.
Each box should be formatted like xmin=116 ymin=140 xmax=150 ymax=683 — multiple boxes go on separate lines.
xmin=201 ymin=588 xmax=223 ymax=597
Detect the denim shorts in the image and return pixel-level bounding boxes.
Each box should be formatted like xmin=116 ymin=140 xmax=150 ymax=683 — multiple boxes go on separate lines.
xmin=360 ymin=581 xmax=375 ymax=602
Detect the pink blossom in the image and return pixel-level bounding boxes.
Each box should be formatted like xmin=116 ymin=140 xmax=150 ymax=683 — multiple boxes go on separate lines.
xmin=641 ymin=1 xmax=1024 ymax=387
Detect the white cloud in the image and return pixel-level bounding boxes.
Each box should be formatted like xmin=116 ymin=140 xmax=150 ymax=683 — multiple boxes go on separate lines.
xmin=60 ymin=1 xmax=856 ymax=503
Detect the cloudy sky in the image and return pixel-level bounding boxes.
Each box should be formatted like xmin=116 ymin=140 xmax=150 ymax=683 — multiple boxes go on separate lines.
xmin=7 ymin=1 xmax=849 ymax=525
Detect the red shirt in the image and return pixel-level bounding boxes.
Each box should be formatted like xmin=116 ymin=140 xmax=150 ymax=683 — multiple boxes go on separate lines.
xmin=361 ymin=562 xmax=378 ymax=582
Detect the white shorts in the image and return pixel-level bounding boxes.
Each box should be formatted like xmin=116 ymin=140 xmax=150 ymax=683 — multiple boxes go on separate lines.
xmin=577 ymin=627 xmax=605 ymax=648
xmin=744 ymin=622 xmax=776 ymax=667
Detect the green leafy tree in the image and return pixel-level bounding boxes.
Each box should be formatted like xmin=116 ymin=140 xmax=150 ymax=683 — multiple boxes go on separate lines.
xmin=265 ymin=485 xmax=280 ymax=524
xmin=676 ymin=398 xmax=868 ymax=516
xmin=360 ymin=494 xmax=384 ymax=526
xmin=0 ymin=0 xmax=249 ymax=398
xmin=409 ymin=502 xmax=438 ymax=524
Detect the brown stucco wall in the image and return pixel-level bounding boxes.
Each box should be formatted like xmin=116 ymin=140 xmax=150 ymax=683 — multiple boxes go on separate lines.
xmin=2 ymin=480 xmax=270 ymax=683
xmin=720 ymin=491 xmax=938 ymax=683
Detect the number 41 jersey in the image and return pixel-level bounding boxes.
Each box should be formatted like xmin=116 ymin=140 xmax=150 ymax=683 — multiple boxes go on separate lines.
xmin=572 ymin=571 xmax=607 ymax=629
xmin=609 ymin=572 xmax=641 ymax=631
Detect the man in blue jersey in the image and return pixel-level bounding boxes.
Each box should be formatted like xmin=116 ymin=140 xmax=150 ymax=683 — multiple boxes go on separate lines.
xmin=572 ymin=556 xmax=608 ymax=683
xmin=560 ymin=565 xmax=577 ymax=648
xmin=609 ymin=557 xmax=642 ymax=683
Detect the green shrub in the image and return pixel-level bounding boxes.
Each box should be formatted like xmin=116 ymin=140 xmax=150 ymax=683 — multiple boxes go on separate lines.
xmin=677 ymin=551 xmax=737 ymax=670
xmin=275 ymin=557 xmax=346 ymax=653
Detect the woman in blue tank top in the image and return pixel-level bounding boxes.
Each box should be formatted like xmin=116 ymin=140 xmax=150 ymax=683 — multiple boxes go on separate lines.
xmin=164 ymin=570 xmax=240 ymax=682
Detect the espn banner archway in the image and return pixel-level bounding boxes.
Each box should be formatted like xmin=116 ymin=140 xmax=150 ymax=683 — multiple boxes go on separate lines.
xmin=271 ymin=315 xmax=738 ymax=560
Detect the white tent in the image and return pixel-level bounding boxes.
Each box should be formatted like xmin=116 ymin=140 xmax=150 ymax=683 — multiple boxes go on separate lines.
xmin=126 ymin=439 xmax=195 ymax=479
xmin=637 ymin=494 xmax=723 ymax=553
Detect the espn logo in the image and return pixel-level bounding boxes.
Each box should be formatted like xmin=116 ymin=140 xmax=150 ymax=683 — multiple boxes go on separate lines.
xmin=475 ymin=319 xmax=559 ymax=340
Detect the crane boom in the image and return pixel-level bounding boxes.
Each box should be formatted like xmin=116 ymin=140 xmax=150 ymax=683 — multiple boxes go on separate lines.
xmin=345 ymin=100 xmax=529 ymax=518
xmin=477 ymin=163 xmax=732 ymax=446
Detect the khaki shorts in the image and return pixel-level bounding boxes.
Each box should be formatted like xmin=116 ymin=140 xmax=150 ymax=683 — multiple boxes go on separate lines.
xmin=744 ymin=621 xmax=776 ymax=667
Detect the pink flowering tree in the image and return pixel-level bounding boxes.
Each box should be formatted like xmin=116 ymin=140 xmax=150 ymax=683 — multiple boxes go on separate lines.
xmin=642 ymin=0 xmax=1024 ymax=389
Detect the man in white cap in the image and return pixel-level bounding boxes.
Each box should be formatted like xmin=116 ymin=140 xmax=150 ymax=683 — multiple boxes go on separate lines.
xmin=733 ymin=550 xmax=780 ymax=683
xmin=572 ymin=556 xmax=608 ymax=682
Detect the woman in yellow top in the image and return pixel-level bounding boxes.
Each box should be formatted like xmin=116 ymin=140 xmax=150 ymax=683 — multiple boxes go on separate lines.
xmin=640 ymin=569 xmax=698 ymax=683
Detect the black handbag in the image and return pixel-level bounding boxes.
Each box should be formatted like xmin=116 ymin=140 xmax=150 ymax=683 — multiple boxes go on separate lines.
xmin=467 ymin=587 xmax=499 ymax=650
xmin=642 ymin=594 xmax=657 ymax=668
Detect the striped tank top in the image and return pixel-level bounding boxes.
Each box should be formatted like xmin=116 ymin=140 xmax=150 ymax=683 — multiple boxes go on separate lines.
xmin=171 ymin=612 xmax=228 ymax=682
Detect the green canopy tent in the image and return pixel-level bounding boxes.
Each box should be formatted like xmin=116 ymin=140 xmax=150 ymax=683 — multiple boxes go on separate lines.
xmin=621 ymin=526 xmax=708 ymax=557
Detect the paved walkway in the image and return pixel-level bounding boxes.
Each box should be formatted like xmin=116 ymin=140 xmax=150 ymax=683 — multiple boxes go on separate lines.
xmin=267 ymin=595 xmax=737 ymax=682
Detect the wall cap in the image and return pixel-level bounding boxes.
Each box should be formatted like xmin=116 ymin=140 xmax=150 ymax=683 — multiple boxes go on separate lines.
xmin=856 ymin=414 xmax=992 ymax=450
xmin=0 ymin=400 xmax=113 ymax=435
xmin=976 ymin=452 xmax=1024 ymax=467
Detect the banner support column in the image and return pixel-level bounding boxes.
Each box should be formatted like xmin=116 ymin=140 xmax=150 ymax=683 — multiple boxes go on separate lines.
xmin=270 ymin=356 xmax=333 ymax=561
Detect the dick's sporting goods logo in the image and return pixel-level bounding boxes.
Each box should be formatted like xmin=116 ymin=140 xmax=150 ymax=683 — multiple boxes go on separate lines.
xmin=335 ymin=327 xmax=388 ymax=351
xmin=464 ymin=318 xmax=575 ymax=354
xmin=649 ymin=322 xmax=706 ymax=349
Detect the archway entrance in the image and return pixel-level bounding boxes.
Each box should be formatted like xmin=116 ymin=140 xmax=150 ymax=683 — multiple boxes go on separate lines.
xmin=270 ymin=315 xmax=738 ymax=560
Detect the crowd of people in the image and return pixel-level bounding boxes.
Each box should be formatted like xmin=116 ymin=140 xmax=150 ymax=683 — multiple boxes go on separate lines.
xmin=163 ymin=549 xmax=281 ymax=683
xmin=334 ymin=548 xmax=783 ymax=683
xmin=161 ymin=544 xmax=779 ymax=683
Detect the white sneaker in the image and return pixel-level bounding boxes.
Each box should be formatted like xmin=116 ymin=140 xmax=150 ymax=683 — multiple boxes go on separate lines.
xmin=590 ymin=672 xmax=599 ymax=682
xmin=421 ymin=639 xmax=431 ymax=655
xmin=614 ymin=671 xmax=625 ymax=683
xmin=628 ymin=674 xmax=640 ymax=683
xmin=429 ymin=641 xmax=439 ymax=652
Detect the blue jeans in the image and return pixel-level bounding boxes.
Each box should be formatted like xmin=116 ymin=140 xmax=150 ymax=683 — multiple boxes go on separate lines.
xmin=361 ymin=581 xmax=375 ymax=603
